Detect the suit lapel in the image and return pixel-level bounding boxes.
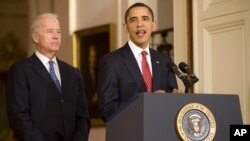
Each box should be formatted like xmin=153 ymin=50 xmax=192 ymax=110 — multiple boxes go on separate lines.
xmin=28 ymin=54 xmax=53 ymax=84
xmin=57 ymin=60 xmax=68 ymax=94
xmin=28 ymin=54 xmax=62 ymax=94
xmin=150 ymin=49 xmax=161 ymax=91
xmin=27 ymin=54 xmax=54 ymax=111
xmin=121 ymin=44 xmax=147 ymax=92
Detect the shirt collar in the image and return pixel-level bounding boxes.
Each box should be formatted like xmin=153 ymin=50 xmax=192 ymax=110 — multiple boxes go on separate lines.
xmin=35 ymin=50 xmax=58 ymax=66
xmin=128 ymin=40 xmax=150 ymax=57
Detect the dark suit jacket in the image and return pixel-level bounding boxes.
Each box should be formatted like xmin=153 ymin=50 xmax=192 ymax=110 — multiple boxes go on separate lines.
xmin=97 ymin=43 xmax=178 ymax=121
xmin=6 ymin=54 xmax=90 ymax=141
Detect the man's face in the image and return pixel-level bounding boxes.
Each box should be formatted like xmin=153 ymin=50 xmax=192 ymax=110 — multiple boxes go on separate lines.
xmin=124 ymin=6 xmax=156 ymax=49
xmin=33 ymin=17 xmax=61 ymax=57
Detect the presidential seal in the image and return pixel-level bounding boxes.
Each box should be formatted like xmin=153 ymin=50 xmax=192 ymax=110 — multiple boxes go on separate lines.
xmin=176 ymin=103 xmax=216 ymax=141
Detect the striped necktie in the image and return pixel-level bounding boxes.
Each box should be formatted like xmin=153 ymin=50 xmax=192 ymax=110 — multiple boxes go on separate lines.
xmin=141 ymin=51 xmax=152 ymax=92
xmin=48 ymin=60 xmax=61 ymax=93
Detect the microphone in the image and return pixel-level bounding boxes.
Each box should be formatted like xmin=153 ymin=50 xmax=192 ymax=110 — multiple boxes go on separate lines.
xmin=168 ymin=61 xmax=191 ymax=93
xmin=168 ymin=61 xmax=186 ymax=80
xmin=178 ymin=62 xmax=199 ymax=83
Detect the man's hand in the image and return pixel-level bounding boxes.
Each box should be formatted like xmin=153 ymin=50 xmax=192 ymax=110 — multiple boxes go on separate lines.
xmin=154 ymin=90 xmax=166 ymax=94
xmin=172 ymin=88 xmax=183 ymax=93
xmin=154 ymin=89 xmax=183 ymax=94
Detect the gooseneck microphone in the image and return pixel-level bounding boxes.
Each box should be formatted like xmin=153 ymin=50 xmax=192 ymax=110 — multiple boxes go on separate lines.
xmin=168 ymin=61 xmax=186 ymax=80
xmin=168 ymin=61 xmax=199 ymax=93
xmin=168 ymin=61 xmax=191 ymax=93
xmin=178 ymin=62 xmax=199 ymax=83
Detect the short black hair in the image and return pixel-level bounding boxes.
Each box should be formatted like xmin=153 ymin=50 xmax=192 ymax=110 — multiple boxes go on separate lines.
xmin=124 ymin=2 xmax=154 ymax=24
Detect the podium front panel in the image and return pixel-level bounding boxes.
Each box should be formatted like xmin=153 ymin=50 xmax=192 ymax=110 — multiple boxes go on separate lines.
xmin=106 ymin=93 xmax=242 ymax=141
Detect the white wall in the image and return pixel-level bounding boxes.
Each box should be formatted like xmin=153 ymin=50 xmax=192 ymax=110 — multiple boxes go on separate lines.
xmin=158 ymin=0 xmax=173 ymax=30
xmin=192 ymin=0 xmax=250 ymax=124
xmin=74 ymin=0 xmax=117 ymax=30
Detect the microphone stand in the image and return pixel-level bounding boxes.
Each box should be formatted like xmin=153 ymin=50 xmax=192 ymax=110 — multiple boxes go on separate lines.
xmin=180 ymin=75 xmax=191 ymax=93
xmin=181 ymin=75 xmax=199 ymax=93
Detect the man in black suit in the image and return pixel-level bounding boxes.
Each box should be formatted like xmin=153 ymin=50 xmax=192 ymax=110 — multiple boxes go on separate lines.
xmin=6 ymin=13 xmax=90 ymax=141
xmin=98 ymin=2 xmax=179 ymax=122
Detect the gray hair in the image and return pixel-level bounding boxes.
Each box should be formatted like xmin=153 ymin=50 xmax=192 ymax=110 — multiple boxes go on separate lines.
xmin=30 ymin=13 xmax=59 ymax=33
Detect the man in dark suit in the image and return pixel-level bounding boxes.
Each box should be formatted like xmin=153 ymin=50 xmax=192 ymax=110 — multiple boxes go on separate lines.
xmin=98 ymin=2 xmax=179 ymax=122
xmin=6 ymin=13 xmax=90 ymax=141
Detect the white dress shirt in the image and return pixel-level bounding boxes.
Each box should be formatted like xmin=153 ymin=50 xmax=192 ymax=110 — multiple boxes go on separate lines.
xmin=128 ymin=40 xmax=153 ymax=76
xmin=35 ymin=51 xmax=61 ymax=84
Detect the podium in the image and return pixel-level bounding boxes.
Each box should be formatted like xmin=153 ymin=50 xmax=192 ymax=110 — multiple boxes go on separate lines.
xmin=106 ymin=93 xmax=242 ymax=141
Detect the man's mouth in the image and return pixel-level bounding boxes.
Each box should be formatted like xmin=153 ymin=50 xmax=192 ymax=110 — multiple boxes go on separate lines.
xmin=136 ymin=30 xmax=146 ymax=37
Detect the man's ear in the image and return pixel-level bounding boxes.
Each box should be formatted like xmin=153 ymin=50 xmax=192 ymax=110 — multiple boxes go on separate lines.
xmin=32 ymin=32 xmax=39 ymax=43
xmin=152 ymin=21 xmax=157 ymax=32
xmin=123 ymin=23 xmax=128 ymax=33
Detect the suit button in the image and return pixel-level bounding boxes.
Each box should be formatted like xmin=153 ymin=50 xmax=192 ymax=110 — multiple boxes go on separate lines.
xmin=60 ymin=99 xmax=64 ymax=103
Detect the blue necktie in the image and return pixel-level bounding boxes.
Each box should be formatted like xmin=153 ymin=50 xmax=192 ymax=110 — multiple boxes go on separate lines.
xmin=49 ymin=60 xmax=61 ymax=93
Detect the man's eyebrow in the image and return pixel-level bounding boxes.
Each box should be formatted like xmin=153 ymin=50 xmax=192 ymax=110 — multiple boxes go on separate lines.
xmin=129 ymin=15 xmax=150 ymax=19
xmin=129 ymin=16 xmax=137 ymax=20
xmin=142 ymin=15 xmax=150 ymax=18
